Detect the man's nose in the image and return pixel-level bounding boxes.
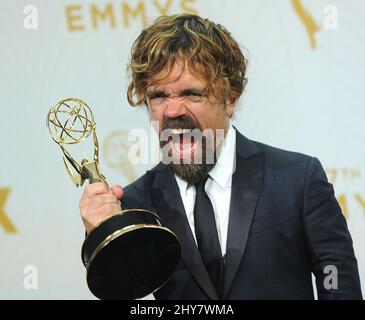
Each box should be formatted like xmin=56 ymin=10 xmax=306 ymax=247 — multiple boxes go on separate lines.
xmin=163 ymin=97 xmax=187 ymax=118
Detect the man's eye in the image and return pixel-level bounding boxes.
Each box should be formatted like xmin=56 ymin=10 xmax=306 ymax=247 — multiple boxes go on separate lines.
xmin=182 ymin=91 xmax=204 ymax=98
xmin=149 ymin=93 xmax=165 ymax=99
xmin=185 ymin=92 xmax=205 ymax=101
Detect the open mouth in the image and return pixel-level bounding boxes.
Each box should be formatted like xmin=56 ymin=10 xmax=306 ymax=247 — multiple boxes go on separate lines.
xmin=167 ymin=129 xmax=200 ymax=160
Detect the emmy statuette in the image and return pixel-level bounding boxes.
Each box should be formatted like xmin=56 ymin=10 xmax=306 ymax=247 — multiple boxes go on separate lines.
xmin=46 ymin=98 xmax=181 ymax=299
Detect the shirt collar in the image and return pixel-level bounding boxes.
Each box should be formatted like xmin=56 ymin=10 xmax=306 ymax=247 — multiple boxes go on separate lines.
xmin=175 ymin=124 xmax=236 ymax=191
xmin=209 ymin=123 xmax=236 ymax=189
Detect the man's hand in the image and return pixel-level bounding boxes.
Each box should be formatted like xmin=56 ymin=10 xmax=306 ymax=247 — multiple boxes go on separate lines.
xmin=79 ymin=182 xmax=124 ymax=234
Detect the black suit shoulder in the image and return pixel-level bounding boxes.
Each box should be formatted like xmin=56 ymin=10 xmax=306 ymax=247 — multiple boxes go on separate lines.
xmin=238 ymin=135 xmax=322 ymax=195
xmin=250 ymin=139 xmax=313 ymax=170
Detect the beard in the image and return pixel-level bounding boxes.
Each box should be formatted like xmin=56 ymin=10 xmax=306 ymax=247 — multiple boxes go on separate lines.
xmin=159 ymin=116 xmax=216 ymax=185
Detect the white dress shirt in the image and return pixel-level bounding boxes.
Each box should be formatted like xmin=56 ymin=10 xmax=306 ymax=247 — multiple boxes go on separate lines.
xmin=175 ymin=124 xmax=236 ymax=257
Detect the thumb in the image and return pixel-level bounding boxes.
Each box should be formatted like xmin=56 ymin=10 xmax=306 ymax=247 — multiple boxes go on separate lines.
xmin=111 ymin=185 xmax=124 ymax=200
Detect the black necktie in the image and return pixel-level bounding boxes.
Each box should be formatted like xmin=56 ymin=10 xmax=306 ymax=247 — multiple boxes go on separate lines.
xmin=193 ymin=177 xmax=224 ymax=298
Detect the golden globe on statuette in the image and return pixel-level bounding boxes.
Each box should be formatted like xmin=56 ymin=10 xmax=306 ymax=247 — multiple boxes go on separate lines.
xmin=46 ymin=98 xmax=181 ymax=299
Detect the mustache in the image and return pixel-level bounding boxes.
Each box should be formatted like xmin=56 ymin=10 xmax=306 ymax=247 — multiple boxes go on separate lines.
xmin=162 ymin=116 xmax=201 ymax=131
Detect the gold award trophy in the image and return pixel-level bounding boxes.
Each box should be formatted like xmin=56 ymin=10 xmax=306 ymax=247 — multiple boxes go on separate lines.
xmin=46 ymin=98 xmax=181 ymax=299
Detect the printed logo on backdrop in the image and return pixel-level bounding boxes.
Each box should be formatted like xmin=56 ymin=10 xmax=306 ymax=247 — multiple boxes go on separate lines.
xmin=326 ymin=168 xmax=365 ymax=220
xmin=65 ymin=0 xmax=198 ymax=31
xmin=103 ymin=130 xmax=139 ymax=183
xmin=0 ymin=188 xmax=16 ymax=233
xmin=291 ymin=0 xmax=338 ymax=49
xmin=103 ymin=127 xmax=161 ymax=183
xmin=63 ymin=0 xmax=338 ymax=49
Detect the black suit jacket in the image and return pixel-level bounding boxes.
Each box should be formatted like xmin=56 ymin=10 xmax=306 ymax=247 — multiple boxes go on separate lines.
xmin=121 ymin=130 xmax=362 ymax=300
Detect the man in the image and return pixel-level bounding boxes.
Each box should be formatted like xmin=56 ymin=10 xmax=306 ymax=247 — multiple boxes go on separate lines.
xmin=79 ymin=14 xmax=362 ymax=299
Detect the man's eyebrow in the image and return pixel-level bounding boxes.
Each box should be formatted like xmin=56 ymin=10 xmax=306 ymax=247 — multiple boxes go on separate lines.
xmin=146 ymin=87 xmax=206 ymax=98
xmin=146 ymin=90 xmax=166 ymax=98
xmin=180 ymin=88 xmax=206 ymax=95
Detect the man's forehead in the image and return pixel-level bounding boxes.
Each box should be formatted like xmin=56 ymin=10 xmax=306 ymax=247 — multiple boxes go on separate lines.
xmin=147 ymin=59 xmax=206 ymax=89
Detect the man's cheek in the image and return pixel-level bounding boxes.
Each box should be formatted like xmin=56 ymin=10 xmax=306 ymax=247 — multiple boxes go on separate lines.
xmin=149 ymin=118 xmax=162 ymax=138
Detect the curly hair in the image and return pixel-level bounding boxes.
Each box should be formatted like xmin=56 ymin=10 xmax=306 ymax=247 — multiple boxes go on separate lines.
xmin=127 ymin=14 xmax=247 ymax=108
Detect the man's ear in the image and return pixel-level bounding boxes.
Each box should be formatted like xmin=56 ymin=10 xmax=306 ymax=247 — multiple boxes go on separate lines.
xmin=225 ymin=97 xmax=236 ymax=118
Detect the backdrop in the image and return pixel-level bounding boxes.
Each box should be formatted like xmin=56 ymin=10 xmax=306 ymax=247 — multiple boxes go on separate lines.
xmin=1 ymin=0 xmax=364 ymax=299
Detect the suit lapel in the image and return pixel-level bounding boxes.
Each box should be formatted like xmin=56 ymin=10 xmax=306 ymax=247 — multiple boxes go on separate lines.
xmin=149 ymin=166 xmax=219 ymax=300
xmin=147 ymin=131 xmax=264 ymax=300
xmin=223 ymin=132 xmax=265 ymax=298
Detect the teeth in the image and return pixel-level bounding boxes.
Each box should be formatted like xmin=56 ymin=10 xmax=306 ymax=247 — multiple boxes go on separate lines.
xmin=170 ymin=129 xmax=191 ymax=135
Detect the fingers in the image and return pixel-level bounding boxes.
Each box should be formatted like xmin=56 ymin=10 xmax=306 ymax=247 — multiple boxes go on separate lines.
xmin=82 ymin=182 xmax=111 ymax=200
xmin=79 ymin=182 xmax=124 ymax=233
xmin=111 ymin=185 xmax=124 ymax=200
xmin=92 ymin=193 xmax=120 ymax=209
